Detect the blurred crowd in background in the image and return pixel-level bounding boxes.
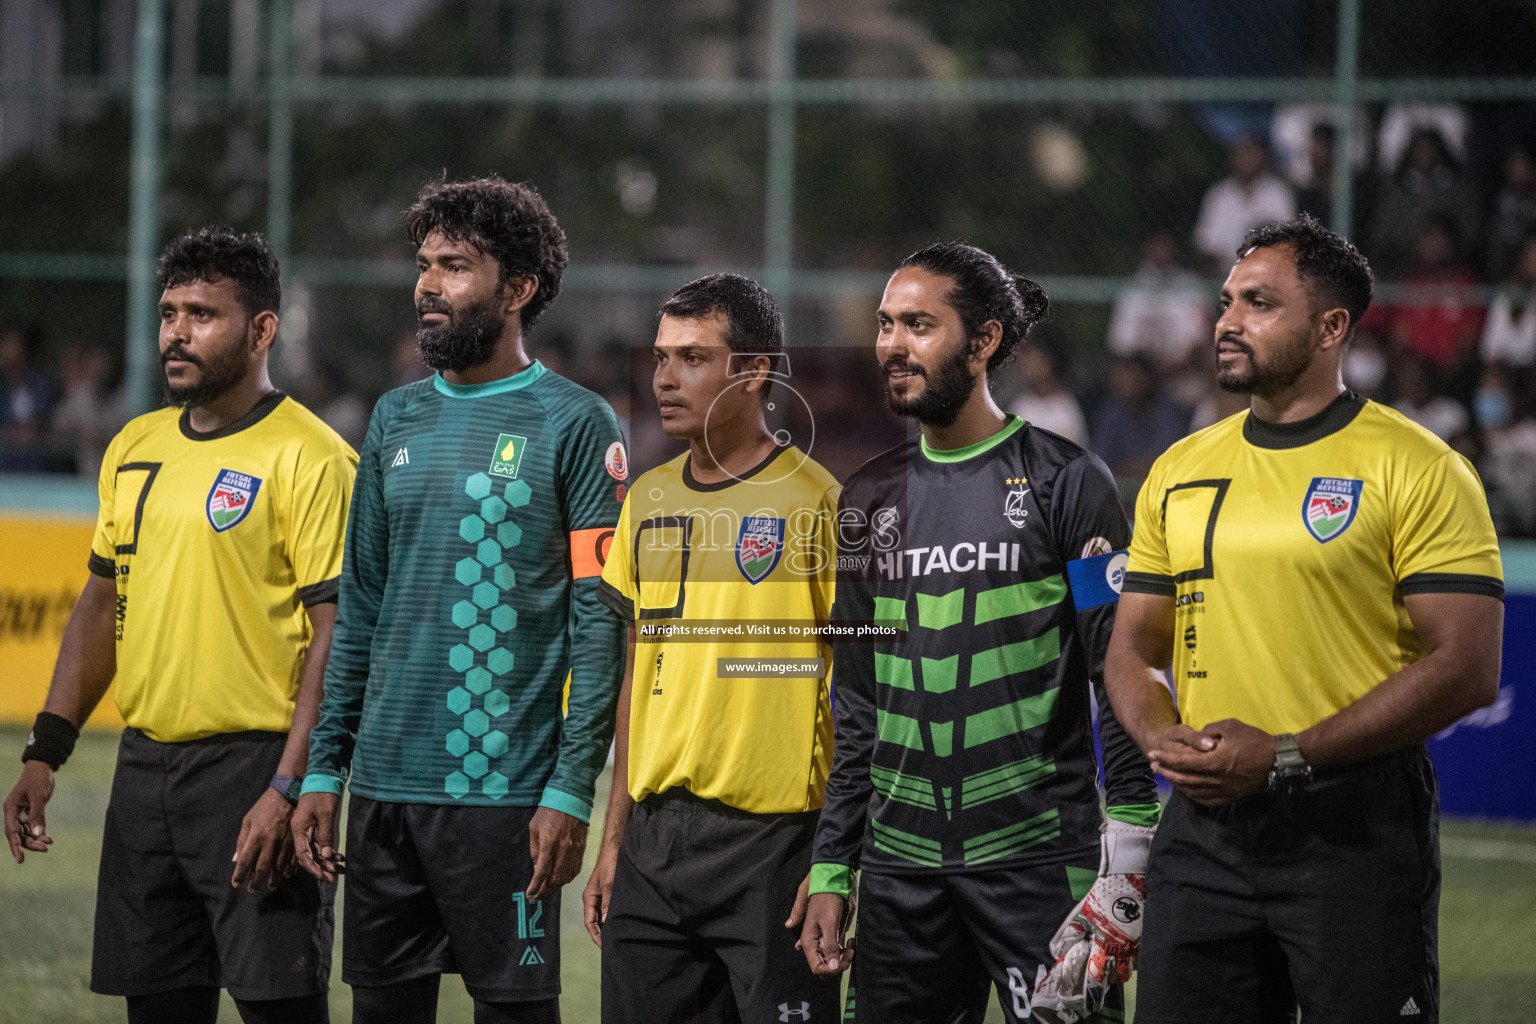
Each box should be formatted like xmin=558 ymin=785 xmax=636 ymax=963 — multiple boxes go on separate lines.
xmin=2 ymin=0 xmax=1535 ymax=535
xmin=7 ymin=106 xmax=1536 ymax=534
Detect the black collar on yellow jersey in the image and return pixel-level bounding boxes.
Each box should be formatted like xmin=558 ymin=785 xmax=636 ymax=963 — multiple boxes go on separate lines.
xmin=682 ymin=441 xmax=794 ymax=492
xmin=178 ymin=390 xmax=287 ymax=442
xmin=1243 ymin=389 xmax=1365 ymax=450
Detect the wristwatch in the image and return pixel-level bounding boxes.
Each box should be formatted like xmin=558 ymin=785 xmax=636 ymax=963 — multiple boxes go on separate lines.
xmin=269 ymin=773 xmax=302 ymax=805
xmin=1267 ymin=734 xmax=1313 ymax=794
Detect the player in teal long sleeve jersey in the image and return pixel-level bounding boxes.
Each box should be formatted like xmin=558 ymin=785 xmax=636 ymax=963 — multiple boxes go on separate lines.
xmin=292 ymin=176 xmax=627 ymax=1024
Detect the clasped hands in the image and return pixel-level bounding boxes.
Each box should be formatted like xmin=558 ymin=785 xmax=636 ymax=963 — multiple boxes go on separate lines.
xmin=1147 ymin=719 xmax=1277 ymax=806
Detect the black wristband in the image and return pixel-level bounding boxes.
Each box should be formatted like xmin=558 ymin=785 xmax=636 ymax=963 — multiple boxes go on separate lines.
xmin=21 ymin=711 xmax=80 ymax=771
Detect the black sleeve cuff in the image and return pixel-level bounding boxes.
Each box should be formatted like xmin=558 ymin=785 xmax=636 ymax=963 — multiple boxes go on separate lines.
xmin=1399 ymin=573 xmax=1504 ymax=600
xmin=298 ymin=577 xmax=340 ymax=607
xmin=596 ymin=579 xmax=635 ymax=620
xmin=87 ymin=553 xmax=116 ymax=579
xmin=1121 ymin=571 xmax=1176 ymax=597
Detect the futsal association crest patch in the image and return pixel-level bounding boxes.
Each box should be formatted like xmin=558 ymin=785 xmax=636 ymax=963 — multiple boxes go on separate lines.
xmin=206 ymin=469 xmax=261 ymax=532
xmin=736 ymin=515 xmax=785 ymax=584
xmin=1303 ymin=477 xmax=1363 ymax=543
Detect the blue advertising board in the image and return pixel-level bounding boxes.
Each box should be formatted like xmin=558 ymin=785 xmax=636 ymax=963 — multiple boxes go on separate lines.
xmin=1428 ymin=592 xmax=1535 ymax=821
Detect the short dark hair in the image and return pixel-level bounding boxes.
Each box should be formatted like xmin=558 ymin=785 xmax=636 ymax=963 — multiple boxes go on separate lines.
xmin=157 ymin=226 xmax=281 ymax=319
xmin=659 ymin=273 xmax=784 ymax=398
xmin=1238 ymin=213 xmax=1374 ymax=338
xmin=899 ymin=241 xmax=1050 ymax=373
xmin=404 ymin=174 xmax=569 ymax=331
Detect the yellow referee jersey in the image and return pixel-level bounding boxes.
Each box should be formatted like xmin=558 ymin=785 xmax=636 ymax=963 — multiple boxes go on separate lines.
xmin=1124 ymin=391 xmax=1501 ymax=736
xmin=88 ymin=393 xmax=357 ymax=742
xmin=598 ymin=444 xmax=840 ymax=813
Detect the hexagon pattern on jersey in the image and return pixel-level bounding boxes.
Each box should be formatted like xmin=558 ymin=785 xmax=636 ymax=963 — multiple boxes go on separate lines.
xmin=445 ymin=471 xmax=526 ymax=799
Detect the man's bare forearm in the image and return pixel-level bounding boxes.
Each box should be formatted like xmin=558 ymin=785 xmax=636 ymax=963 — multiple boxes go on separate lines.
xmin=1298 ymin=592 xmax=1502 ymax=770
xmin=598 ymin=624 xmax=638 ymax=849
xmin=1103 ymin=591 xmax=1180 ymax=755
xmin=275 ymin=602 xmax=337 ymax=776
xmin=39 ymin=574 xmax=119 ymax=731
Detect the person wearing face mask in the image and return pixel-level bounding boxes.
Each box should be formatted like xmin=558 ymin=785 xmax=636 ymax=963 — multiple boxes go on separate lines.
xmin=1476 ymin=363 xmax=1536 ymax=535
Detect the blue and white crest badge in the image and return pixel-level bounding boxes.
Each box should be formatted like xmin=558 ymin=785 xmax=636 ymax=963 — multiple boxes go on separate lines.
xmin=1303 ymin=477 xmax=1362 ymax=543
xmin=207 ymin=468 xmax=262 ymax=532
xmin=736 ymin=515 xmax=786 ymax=584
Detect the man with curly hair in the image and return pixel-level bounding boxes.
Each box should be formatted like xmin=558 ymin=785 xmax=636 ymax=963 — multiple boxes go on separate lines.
xmin=294 ymin=176 xmax=627 ymax=1024
xmin=4 ymin=226 xmax=356 ymax=1024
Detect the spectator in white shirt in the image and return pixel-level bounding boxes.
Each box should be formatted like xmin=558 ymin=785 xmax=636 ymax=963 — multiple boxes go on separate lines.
xmin=1006 ymin=342 xmax=1088 ymax=446
xmin=1108 ymin=231 xmax=1211 ymax=372
xmin=1193 ymin=135 xmax=1296 ymax=270
xmin=1393 ymin=355 xmax=1469 ymax=442
xmin=1482 ymin=233 xmax=1536 ymax=369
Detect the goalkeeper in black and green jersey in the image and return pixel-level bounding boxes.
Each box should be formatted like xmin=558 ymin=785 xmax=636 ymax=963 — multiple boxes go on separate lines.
xmin=800 ymin=243 xmax=1160 ymax=1024
xmin=293 ymin=177 xmax=627 ymax=1024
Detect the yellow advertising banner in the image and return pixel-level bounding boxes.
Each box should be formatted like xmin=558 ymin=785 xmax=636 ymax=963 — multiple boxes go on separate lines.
xmin=0 ymin=514 xmax=125 ymax=729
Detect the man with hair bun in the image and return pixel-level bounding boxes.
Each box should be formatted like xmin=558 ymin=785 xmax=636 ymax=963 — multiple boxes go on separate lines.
xmin=4 ymin=225 xmax=356 ymax=1024
xmin=800 ymin=242 xmax=1160 ymax=1023
xmin=294 ymin=175 xmax=627 ymax=1024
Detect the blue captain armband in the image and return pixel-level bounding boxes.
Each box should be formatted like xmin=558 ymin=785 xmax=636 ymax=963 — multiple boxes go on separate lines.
xmin=1066 ymin=548 xmax=1130 ymax=609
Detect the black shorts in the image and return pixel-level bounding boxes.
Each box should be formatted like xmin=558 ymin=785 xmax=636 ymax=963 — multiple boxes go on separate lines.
xmin=91 ymin=728 xmax=334 ymax=1000
xmin=849 ymin=855 xmax=1118 ymax=1024
xmin=1136 ymin=745 xmax=1441 ymax=1024
xmin=600 ymin=789 xmax=842 ymax=1024
xmin=341 ymin=796 xmax=559 ymax=1003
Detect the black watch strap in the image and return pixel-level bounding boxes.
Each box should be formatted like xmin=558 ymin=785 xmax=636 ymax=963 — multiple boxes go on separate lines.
xmin=269 ymin=773 xmax=302 ymax=805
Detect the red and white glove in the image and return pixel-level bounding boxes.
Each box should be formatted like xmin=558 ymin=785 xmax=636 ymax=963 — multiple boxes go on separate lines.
xmin=1031 ymin=819 xmax=1155 ymax=1024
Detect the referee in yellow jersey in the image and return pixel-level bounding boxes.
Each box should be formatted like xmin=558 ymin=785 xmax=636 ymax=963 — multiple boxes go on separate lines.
xmin=4 ymin=228 xmax=356 ymax=1024
xmin=582 ymin=274 xmax=842 ymax=1023
xmin=1107 ymin=214 xmax=1503 ymax=1024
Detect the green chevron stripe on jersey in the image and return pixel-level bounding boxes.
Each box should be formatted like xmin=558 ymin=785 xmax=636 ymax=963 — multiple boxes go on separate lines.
xmin=965 ymin=687 xmax=1060 ymax=748
xmin=920 ymin=655 xmax=958 ymax=693
xmin=873 ymin=596 xmax=907 ymax=630
xmin=871 ymin=820 xmax=944 ymax=867
xmin=929 ymin=721 xmax=954 ymax=757
xmin=974 ymin=574 xmax=1067 ymax=625
xmin=970 ymin=629 xmax=1061 ymax=687
xmin=443 ymin=472 xmax=530 ymax=799
xmin=875 ymin=652 xmax=914 ymax=690
xmin=869 ymin=764 xmax=938 ymax=811
xmin=877 ymin=708 xmax=924 ymax=751
xmin=916 ymin=588 xmax=964 ymax=630
xmin=961 ymin=753 xmax=1055 ymax=810
xmin=961 ymin=808 xmax=1061 ymax=866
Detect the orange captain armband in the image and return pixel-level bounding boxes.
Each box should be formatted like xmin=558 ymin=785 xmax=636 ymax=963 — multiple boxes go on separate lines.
xmin=570 ymin=527 xmax=616 ymax=579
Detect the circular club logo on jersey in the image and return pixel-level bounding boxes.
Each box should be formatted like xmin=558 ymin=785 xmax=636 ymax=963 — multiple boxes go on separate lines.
xmin=206 ymin=468 xmax=262 ymax=532
xmin=1081 ymin=535 xmax=1113 ymax=558
xmin=736 ymin=515 xmax=785 ymax=584
xmin=1303 ymin=477 xmax=1364 ymax=543
xmin=1105 ymin=551 xmax=1129 ymax=593
xmin=604 ymin=441 xmax=628 ymax=481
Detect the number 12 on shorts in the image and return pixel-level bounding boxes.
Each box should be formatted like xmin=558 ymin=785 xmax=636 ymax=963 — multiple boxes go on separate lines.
xmin=510 ymin=891 xmax=546 ymax=939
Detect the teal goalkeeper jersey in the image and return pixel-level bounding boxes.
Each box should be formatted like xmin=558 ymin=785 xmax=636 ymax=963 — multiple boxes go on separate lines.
xmin=305 ymin=361 xmax=628 ymax=818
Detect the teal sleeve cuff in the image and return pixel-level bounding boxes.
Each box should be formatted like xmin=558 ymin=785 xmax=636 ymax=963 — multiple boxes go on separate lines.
xmin=1106 ymin=801 xmax=1162 ymax=828
xmin=299 ymin=774 xmax=345 ymax=797
xmin=539 ymin=786 xmax=593 ymax=823
xmin=807 ymin=863 xmax=853 ymax=899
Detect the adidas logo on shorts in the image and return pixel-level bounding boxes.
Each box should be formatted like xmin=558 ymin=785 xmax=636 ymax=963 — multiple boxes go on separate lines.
xmin=1400 ymin=997 xmax=1422 ymax=1015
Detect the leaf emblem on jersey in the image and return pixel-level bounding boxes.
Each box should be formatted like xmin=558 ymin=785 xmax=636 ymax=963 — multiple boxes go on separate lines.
xmin=736 ymin=515 xmax=786 ymax=584
xmin=206 ymin=468 xmax=262 ymax=533
xmin=1303 ymin=477 xmax=1363 ymax=543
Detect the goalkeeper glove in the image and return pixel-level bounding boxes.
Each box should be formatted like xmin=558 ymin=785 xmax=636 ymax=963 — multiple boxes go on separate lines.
xmin=1031 ymin=819 xmax=1155 ymax=1024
